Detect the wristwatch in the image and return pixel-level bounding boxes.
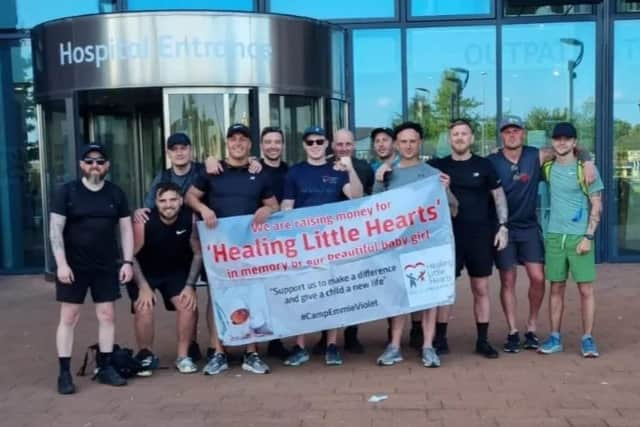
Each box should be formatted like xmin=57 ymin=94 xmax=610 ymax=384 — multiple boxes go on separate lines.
xmin=584 ymin=234 xmax=595 ymax=241
xmin=122 ymin=260 xmax=134 ymax=266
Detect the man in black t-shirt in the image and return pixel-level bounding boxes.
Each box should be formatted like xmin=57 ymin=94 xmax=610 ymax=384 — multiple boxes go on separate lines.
xmin=429 ymin=119 xmax=509 ymax=359
xmin=50 ymin=143 xmax=134 ymax=394
xmin=186 ymin=124 xmax=279 ymax=376
xmin=128 ymin=182 xmax=201 ymax=376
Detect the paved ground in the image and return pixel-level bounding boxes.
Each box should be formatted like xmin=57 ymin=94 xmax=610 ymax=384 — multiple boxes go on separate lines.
xmin=1 ymin=264 xmax=640 ymax=427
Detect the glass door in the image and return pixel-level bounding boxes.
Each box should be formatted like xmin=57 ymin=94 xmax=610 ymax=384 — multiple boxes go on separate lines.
xmin=269 ymin=94 xmax=321 ymax=162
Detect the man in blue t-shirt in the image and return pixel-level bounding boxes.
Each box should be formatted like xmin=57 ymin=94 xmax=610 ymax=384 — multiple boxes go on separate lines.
xmin=281 ymin=126 xmax=364 ymax=367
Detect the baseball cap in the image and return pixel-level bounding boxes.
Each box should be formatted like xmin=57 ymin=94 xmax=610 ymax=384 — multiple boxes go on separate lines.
xmin=551 ymin=122 xmax=577 ymax=139
xmin=393 ymin=122 xmax=423 ymax=140
xmin=302 ymin=126 xmax=326 ymax=140
xmin=167 ymin=132 xmax=191 ymax=148
xmin=79 ymin=143 xmax=108 ymax=160
xmin=370 ymin=127 xmax=394 ymax=141
xmin=226 ymin=123 xmax=251 ymax=138
xmin=499 ymin=115 xmax=525 ymax=132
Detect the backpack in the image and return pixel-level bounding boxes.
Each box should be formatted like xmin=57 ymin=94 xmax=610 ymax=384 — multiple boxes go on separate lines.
xmin=541 ymin=160 xmax=588 ymax=197
xmin=77 ymin=344 xmax=143 ymax=379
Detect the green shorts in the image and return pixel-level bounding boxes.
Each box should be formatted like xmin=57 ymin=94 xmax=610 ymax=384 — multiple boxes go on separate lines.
xmin=544 ymin=233 xmax=596 ymax=283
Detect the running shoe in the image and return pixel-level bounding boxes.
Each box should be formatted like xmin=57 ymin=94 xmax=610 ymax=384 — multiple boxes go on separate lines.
xmin=283 ymin=345 xmax=310 ymax=367
xmin=134 ymin=349 xmax=159 ymax=377
xmin=175 ymin=356 xmax=198 ymax=374
xmin=503 ymin=332 xmax=521 ymax=353
xmin=376 ymin=344 xmax=403 ymax=366
xmin=325 ymin=344 xmax=343 ymax=366
xmin=538 ymin=334 xmax=563 ymax=355
xmin=475 ymin=340 xmax=499 ymax=359
xmin=202 ymin=352 xmax=229 ymax=375
xmin=57 ymin=371 xmax=76 ymax=395
xmin=95 ymin=365 xmax=127 ymax=386
xmin=242 ymin=352 xmax=271 ymax=374
xmin=581 ymin=335 xmax=600 ymax=358
xmin=523 ymin=331 xmax=540 ymax=350
xmin=421 ymin=347 xmax=441 ymax=368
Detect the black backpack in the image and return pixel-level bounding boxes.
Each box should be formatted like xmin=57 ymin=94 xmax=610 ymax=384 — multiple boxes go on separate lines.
xmin=77 ymin=344 xmax=143 ymax=379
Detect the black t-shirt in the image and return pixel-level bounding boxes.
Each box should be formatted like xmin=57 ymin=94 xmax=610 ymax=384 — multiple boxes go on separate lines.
xmin=51 ymin=180 xmax=130 ymax=271
xmin=136 ymin=207 xmax=193 ymax=278
xmin=260 ymin=159 xmax=288 ymax=203
xmin=430 ymin=155 xmax=501 ymax=228
xmin=192 ymin=161 xmax=274 ymax=218
xmin=283 ymin=161 xmax=349 ymax=208
xmin=353 ymin=157 xmax=375 ymax=196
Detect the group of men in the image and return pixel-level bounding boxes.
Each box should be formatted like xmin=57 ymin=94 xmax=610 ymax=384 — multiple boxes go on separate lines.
xmin=51 ymin=116 xmax=604 ymax=395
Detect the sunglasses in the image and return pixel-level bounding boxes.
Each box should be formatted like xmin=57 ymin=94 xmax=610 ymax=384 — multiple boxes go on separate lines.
xmin=304 ymin=139 xmax=325 ymax=146
xmin=510 ymin=163 xmax=520 ymax=180
xmin=83 ymin=158 xmax=107 ymax=166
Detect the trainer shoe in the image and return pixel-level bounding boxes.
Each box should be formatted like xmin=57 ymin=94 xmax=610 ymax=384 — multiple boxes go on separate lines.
xmin=267 ymin=339 xmax=290 ymax=360
xmin=57 ymin=371 xmax=76 ymax=395
xmin=202 ymin=352 xmax=229 ymax=375
xmin=188 ymin=341 xmax=202 ymax=363
xmin=523 ymin=331 xmax=540 ymax=350
xmin=433 ymin=337 xmax=450 ymax=355
xmin=409 ymin=324 xmax=423 ymax=350
xmin=538 ymin=334 xmax=563 ymax=355
xmin=475 ymin=340 xmax=499 ymax=359
xmin=377 ymin=344 xmax=403 ymax=366
xmin=242 ymin=352 xmax=271 ymax=374
xmin=581 ymin=335 xmax=600 ymax=358
xmin=503 ymin=332 xmax=521 ymax=353
xmin=95 ymin=365 xmax=127 ymax=386
xmin=421 ymin=347 xmax=441 ymax=368
xmin=134 ymin=349 xmax=159 ymax=377
xmin=283 ymin=345 xmax=310 ymax=367
xmin=175 ymin=356 xmax=198 ymax=374
xmin=325 ymin=344 xmax=343 ymax=366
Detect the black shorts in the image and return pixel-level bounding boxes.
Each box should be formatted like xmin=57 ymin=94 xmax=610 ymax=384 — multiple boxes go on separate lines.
xmin=494 ymin=227 xmax=545 ymax=270
xmin=126 ymin=273 xmax=188 ymax=313
xmin=56 ymin=269 xmax=121 ymax=304
xmin=454 ymin=225 xmax=494 ymax=278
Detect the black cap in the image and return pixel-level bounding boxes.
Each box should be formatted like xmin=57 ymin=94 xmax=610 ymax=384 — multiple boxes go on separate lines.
xmin=370 ymin=127 xmax=394 ymax=141
xmin=79 ymin=143 xmax=108 ymax=160
xmin=167 ymin=132 xmax=191 ymax=148
xmin=551 ymin=122 xmax=577 ymax=139
xmin=393 ymin=122 xmax=423 ymax=140
xmin=302 ymin=126 xmax=326 ymax=140
xmin=227 ymin=123 xmax=251 ymax=138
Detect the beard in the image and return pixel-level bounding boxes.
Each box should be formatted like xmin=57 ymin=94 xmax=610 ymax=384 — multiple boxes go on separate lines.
xmin=82 ymin=169 xmax=106 ymax=184
xmin=263 ymin=152 xmax=281 ymax=162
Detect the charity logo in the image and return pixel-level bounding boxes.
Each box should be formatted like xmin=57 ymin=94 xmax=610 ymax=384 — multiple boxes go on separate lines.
xmin=403 ymin=262 xmax=427 ymax=288
xmin=322 ymin=176 xmax=339 ymax=184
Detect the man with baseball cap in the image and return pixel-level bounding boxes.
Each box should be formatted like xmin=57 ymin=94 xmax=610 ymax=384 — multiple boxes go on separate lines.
xmin=488 ymin=116 xmax=595 ymax=354
xmin=50 ymin=143 xmax=134 ymax=393
xmin=538 ymin=122 xmax=603 ymax=358
xmin=370 ymin=127 xmax=399 ymax=173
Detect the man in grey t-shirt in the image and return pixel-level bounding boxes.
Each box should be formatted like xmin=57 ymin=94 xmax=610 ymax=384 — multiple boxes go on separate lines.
xmin=373 ymin=122 xmax=458 ymax=369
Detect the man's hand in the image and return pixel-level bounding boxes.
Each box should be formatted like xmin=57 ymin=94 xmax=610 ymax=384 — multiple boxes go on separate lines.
xmin=119 ymin=263 xmax=133 ymax=284
xmin=134 ymin=285 xmax=155 ymax=312
xmin=583 ymin=160 xmax=596 ymax=186
xmin=338 ymin=156 xmax=354 ymax=172
xmin=375 ymin=163 xmax=392 ymax=183
xmin=205 ymin=156 xmax=224 ymax=175
xmin=494 ymin=225 xmax=508 ymax=251
xmin=248 ymin=157 xmax=263 ymax=174
xmin=56 ymin=263 xmax=74 ymax=284
xmin=177 ymin=286 xmax=197 ymax=312
xmin=252 ymin=206 xmax=273 ymax=225
xmin=576 ymin=238 xmax=591 ymax=255
xmin=439 ymin=173 xmax=451 ymax=189
xmin=200 ymin=206 xmax=217 ymax=229
xmin=133 ymin=208 xmax=151 ymax=224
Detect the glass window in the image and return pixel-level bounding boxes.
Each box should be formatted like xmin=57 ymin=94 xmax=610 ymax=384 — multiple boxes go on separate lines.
xmin=407 ymin=26 xmax=496 ymax=159
xmin=504 ymin=2 xmax=593 ymax=17
xmin=127 ymin=0 xmax=254 ymax=11
xmin=269 ymin=95 xmax=320 ymax=163
xmin=502 ymin=23 xmax=596 ymax=152
xmin=0 ymin=0 xmax=105 ymax=29
xmin=411 ymin=0 xmax=491 ymax=17
xmin=268 ymin=0 xmax=394 ymax=20
xmin=353 ymin=29 xmax=402 ymax=159
xmin=612 ymin=20 xmax=640 ymax=257
xmin=0 ymin=38 xmax=44 ymax=272
xmin=617 ymin=0 xmax=640 ymax=12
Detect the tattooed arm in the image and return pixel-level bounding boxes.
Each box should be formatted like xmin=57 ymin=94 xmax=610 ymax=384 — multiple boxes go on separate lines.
xmin=577 ymin=191 xmax=602 ymax=255
xmin=50 ymin=212 xmax=74 ymax=284
xmin=490 ymin=187 xmax=509 ymax=251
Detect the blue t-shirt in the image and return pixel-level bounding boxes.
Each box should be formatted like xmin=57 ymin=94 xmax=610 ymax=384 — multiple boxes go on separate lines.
xmin=283 ymin=161 xmax=349 ymax=208
xmin=487 ymin=146 xmax=541 ymax=237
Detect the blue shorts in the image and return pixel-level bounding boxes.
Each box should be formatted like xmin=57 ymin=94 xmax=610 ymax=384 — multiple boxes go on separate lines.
xmin=494 ymin=226 xmax=545 ymax=270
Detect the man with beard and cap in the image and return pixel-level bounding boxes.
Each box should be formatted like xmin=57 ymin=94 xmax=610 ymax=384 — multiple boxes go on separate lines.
xmin=430 ymin=119 xmax=509 ymax=359
xmin=50 ymin=143 xmax=134 ymax=394
xmin=186 ymin=123 xmax=279 ymax=376
xmin=488 ymin=116 xmax=595 ymax=354
xmin=127 ymin=182 xmax=201 ymax=376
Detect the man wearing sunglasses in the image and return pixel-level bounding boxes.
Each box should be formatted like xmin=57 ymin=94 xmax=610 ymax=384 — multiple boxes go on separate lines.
xmin=488 ymin=116 xmax=595 ymax=354
xmin=50 ymin=143 xmax=134 ymax=394
xmin=281 ymin=126 xmax=364 ymax=367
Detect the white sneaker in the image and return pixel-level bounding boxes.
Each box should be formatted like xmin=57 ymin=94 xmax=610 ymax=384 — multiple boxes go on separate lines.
xmin=175 ymin=356 xmax=198 ymax=374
